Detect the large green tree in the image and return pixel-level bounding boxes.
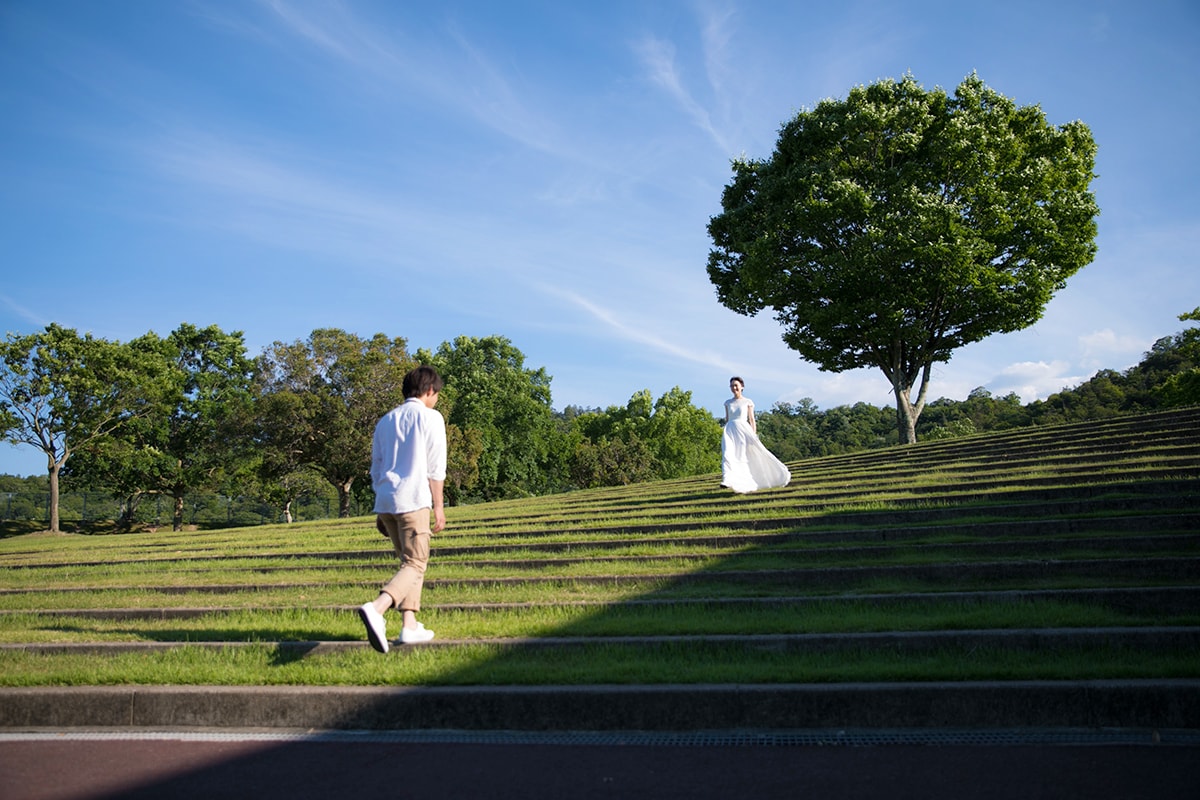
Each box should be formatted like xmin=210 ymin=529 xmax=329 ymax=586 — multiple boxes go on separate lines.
xmin=69 ymin=324 xmax=256 ymax=531
xmin=0 ymin=324 xmax=167 ymax=532
xmin=707 ymin=74 xmax=1099 ymax=442
xmin=569 ymin=387 xmax=722 ymax=485
xmin=419 ymin=335 xmax=562 ymax=500
xmin=254 ymin=329 xmax=413 ymax=517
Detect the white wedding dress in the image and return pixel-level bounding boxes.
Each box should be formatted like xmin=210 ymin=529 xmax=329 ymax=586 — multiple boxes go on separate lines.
xmin=721 ymin=396 xmax=791 ymax=493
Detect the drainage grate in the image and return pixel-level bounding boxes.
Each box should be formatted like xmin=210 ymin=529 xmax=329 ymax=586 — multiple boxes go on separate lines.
xmin=2 ymin=728 xmax=1196 ymax=747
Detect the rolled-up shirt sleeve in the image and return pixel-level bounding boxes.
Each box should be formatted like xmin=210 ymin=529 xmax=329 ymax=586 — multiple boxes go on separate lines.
xmin=426 ymin=409 xmax=447 ymax=482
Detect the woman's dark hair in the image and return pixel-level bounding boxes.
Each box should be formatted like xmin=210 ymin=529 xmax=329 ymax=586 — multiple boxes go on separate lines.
xmin=729 ymin=376 xmax=744 ymax=387
xmin=403 ymin=365 xmax=444 ymax=399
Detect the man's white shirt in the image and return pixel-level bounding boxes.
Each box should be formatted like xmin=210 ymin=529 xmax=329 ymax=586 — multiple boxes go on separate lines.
xmin=371 ymin=397 xmax=447 ymax=514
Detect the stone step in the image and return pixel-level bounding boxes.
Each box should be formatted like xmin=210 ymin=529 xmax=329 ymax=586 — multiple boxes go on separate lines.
xmin=2 ymin=679 xmax=1198 ymax=730
xmin=12 ymin=585 xmax=1200 ymax=619
xmin=4 ymin=555 xmax=1197 ymax=596
xmin=4 ymin=626 xmax=1197 ymax=657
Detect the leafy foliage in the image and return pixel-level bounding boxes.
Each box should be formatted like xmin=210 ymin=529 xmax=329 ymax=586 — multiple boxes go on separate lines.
xmin=567 ymin=387 xmax=722 ymax=488
xmin=418 ymin=335 xmax=562 ymax=501
xmin=707 ymin=74 xmax=1099 ymax=442
xmin=66 ymin=324 xmax=256 ymax=531
xmin=254 ymin=329 xmax=414 ymax=517
xmin=0 ymin=324 xmax=168 ymax=531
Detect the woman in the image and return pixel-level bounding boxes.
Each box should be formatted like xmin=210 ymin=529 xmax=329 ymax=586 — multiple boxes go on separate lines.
xmin=721 ymin=376 xmax=791 ymax=493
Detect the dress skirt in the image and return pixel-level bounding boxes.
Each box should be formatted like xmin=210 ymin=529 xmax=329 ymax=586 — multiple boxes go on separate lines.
xmin=721 ymin=419 xmax=791 ymax=493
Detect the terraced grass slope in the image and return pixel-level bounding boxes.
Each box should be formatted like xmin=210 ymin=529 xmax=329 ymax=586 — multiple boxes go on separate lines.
xmin=0 ymin=407 xmax=1197 ymax=730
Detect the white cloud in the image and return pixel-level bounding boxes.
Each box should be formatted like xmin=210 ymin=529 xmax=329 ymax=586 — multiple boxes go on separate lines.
xmin=990 ymin=360 xmax=1085 ymax=402
xmin=538 ymin=283 xmax=741 ymax=373
xmin=1078 ymin=328 xmax=1150 ymax=368
xmin=0 ymin=295 xmax=49 ymax=329
xmin=632 ymin=34 xmax=730 ymax=152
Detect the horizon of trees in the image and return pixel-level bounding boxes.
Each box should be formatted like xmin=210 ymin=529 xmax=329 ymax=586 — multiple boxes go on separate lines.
xmin=2 ymin=308 xmax=1197 ymax=532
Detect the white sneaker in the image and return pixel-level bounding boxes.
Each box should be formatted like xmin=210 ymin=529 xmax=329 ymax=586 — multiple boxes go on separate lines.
xmin=399 ymin=624 xmax=435 ymax=644
xmin=358 ymin=603 xmax=389 ymax=654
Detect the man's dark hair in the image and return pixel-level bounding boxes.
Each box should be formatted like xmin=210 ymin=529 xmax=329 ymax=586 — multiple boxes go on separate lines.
xmin=403 ymin=365 xmax=444 ymax=399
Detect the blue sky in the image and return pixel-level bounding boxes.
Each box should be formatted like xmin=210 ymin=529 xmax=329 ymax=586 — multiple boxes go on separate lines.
xmin=2 ymin=1 xmax=1198 ymax=477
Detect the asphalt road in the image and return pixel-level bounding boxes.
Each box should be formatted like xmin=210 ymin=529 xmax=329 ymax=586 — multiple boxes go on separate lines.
xmin=2 ymin=731 xmax=1198 ymax=800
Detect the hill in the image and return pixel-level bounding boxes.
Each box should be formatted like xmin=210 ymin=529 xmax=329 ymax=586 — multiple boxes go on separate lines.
xmin=1 ymin=407 xmax=1197 ymax=731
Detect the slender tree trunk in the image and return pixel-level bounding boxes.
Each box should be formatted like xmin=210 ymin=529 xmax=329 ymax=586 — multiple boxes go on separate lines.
xmin=173 ymin=493 xmax=185 ymax=531
xmin=893 ymin=386 xmax=918 ymax=444
xmin=117 ymin=493 xmax=143 ymax=531
xmin=889 ymin=361 xmax=934 ymax=445
xmin=337 ymin=478 xmax=354 ymax=518
xmin=46 ymin=459 xmax=61 ymax=533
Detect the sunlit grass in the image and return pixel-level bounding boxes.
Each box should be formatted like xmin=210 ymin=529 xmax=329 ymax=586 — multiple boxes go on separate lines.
xmin=1 ymin=599 xmax=1195 ymax=645
xmin=0 ymin=643 xmax=1194 ymax=687
xmin=0 ymin=409 xmax=1195 ymax=687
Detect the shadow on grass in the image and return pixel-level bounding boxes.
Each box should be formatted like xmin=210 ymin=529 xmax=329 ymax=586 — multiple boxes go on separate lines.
xmin=14 ymin=406 xmax=1200 ymax=798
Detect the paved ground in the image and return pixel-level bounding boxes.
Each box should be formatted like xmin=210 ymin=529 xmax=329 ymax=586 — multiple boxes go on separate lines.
xmin=3 ymin=681 xmax=1198 ymax=799
xmin=2 ymin=729 xmax=1199 ymax=800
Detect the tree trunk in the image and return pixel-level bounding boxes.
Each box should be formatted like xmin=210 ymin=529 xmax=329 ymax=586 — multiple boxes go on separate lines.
xmin=887 ymin=361 xmax=933 ymax=445
xmin=893 ymin=387 xmax=918 ymax=444
xmin=117 ymin=493 xmax=143 ymax=531
xmin=337 ymin=478 xmax=354 ymax=518
xmin=283 ymin=499 xmax=294 ymax=524
xmin=173 ymin=493 xmax=185 ymax=531
xmin=46 ymin=458 xmax=61 ymax=533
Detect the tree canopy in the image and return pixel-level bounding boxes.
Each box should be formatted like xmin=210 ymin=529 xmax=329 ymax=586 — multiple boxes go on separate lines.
xmin=66 ymin=324 xmax=256 ymax=531
xmin=0 ymin=324 xmax=168 ymax=531
xmin=707 ymin=74 xmax=1099 ymax=443
xmin=419 ymin=335 xmax=562 ymax=500
xmin=254 ymin=329 xmax=414 ymax=517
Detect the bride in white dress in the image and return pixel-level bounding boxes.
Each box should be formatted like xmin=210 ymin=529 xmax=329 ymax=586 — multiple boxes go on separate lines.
xmin=721 ymin=377 xmax=791 ymax=493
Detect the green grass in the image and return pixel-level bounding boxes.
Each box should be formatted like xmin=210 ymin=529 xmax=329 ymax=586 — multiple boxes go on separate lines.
xmin=1 ymin=598 xmax=1192 ymax=644
xmin=0 ymin=644 xmax=1193 ymax=687
xmin=0 ymin=407 xmax=1197 ymax=687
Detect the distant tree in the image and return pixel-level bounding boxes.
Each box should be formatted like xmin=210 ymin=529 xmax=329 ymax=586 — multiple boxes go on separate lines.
xmin=756 ymin=398 xmax=825 ymax=460
xmin=1156 ymin=308 xmax=1200 ymax=408
xmin=707 ymin=74 xmax=1099 ymax=443
xmin=568 ymin=387 xmax=721 ymax=484
xmin=255 ymin=329 xmax=413 ymax=517
xmin=0 ymin=324 xmax=166 ymax=532
xmin=817 ymin=403 xmax=896 ymax=453
xmin=419 ymin=335 xmax=560 ymax=500
xmin=960 ymin=387 xmax=1027 ymax=431
xmin=569 ymin=434 xmax=660 ymax=488
xmin=67 ymin=324 xmax=256 ymax=531
xmin=643 ymin=387 xmax=723 ymax=479
xmin=254 ymin=464 xmax=327 ymax=525
xmin=444 ymin=423 xmax=484 ymax=505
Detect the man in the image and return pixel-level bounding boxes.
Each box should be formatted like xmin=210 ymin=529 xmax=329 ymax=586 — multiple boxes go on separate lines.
xmin=358 ymin=365 xmax=447 ymax=653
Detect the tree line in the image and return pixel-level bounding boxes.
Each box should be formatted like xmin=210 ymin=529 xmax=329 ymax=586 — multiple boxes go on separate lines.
xmin=2 ymin=310 xmax=1196 ymax=533
xmin=0 ymin=324 xmax=722 ymax=532
xmin=758 ymin=308 xmax=1200 ymax=460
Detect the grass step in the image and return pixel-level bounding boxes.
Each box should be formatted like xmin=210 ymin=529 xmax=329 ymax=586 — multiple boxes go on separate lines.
xmin=5 ymin=627 xmax=1198 ymax=657
xmin=11 ymin=586 xmax=1200 ymax=619
xmin=0 ymin=407 xmax=1197 ymax=700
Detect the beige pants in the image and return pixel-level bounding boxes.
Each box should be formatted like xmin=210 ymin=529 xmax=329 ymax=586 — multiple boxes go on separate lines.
xmin=378 ymin=509 xmax=431 ymax=613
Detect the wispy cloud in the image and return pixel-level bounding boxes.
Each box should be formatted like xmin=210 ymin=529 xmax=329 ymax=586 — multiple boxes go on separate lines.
xmin=1078 ymin=328 xmax=1150 ymax=368
xmin=539 ymin=283 xmax=741 ymax=371
xmin=248 ymin=0 xmax=575 ymax=161
xmin=0 ymin=295 xmax=49 ymax=330
xmin=991 ymin=360 xmax=1084 ymax=402
xmin=633 ymin=34 xmax=731 ymax=152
